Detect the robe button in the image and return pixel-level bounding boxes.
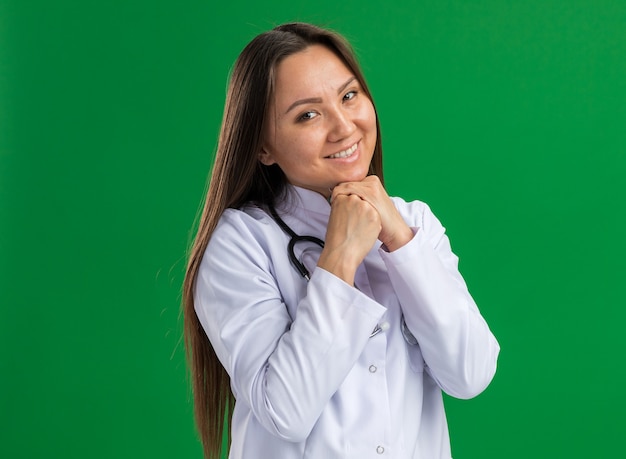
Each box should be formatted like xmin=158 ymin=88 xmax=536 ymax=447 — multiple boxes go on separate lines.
xmin=376 ymin=445 xmax=385 ymax=454
xmin=369 ymin=365 xmax=377 ymax=373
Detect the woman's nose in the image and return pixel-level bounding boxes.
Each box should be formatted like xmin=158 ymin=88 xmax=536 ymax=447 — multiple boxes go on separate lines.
xmin=327 ymin=108 xmax=356 ymax=142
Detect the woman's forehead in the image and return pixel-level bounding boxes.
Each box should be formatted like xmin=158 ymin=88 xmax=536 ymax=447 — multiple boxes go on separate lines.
xmin=272 ymin=45 xmax=355 ymax=104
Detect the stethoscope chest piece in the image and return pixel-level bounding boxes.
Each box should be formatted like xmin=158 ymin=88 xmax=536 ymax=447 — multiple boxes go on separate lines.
xmin=401 ymin=317 xmax=418 ymax=345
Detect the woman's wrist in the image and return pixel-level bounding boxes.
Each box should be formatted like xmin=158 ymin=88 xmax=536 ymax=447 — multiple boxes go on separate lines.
xmin=317 ymin=249 xmax=358 ymax=286
xmin=381 ymin=225 xmax=414 ymax=252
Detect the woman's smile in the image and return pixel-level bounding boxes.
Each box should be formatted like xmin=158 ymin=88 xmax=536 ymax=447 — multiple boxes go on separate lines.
xmin=325 ymin=141 xmax=359 ymax=159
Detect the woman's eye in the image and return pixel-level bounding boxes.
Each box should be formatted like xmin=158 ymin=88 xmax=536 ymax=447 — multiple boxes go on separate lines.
xmin=298 ymin=111 xmax=317 ymax=121
xmin=343 ymin=90 xmax=357 ymax=101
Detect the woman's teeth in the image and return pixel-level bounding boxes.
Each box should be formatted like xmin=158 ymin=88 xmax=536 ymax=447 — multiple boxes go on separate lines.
xmin=327 ymin=143 xmax=357 ymax=159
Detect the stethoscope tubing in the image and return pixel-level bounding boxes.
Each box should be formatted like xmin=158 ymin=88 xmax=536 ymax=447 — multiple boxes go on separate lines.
xmin=267 ymin=205 xmax=418 ymax=345
xmin=269 ymin=206 xmax=324 ymax=281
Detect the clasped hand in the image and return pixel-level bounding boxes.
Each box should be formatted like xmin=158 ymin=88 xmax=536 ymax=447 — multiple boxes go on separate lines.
xmin=316 ymin=176 xmax=413 ymax=286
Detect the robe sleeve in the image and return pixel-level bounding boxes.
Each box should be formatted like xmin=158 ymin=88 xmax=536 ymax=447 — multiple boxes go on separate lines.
xmin=379 ymin=200 xmax=500 ymax=399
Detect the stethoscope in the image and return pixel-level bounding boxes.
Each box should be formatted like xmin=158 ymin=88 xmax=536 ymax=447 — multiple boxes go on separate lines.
xmin=268 ymin=206 xmax=324 ymax=281
xmin=268 ymin=206 xmax=418 ymax=345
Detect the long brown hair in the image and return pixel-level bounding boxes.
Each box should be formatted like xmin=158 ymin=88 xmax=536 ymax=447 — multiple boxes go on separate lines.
xmin=183 ymin=22 xmax=385 ymax=458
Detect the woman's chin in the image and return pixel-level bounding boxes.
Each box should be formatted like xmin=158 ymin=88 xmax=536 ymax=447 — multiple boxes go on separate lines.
xmin=339 ymin=171 xmax=369 ymax=184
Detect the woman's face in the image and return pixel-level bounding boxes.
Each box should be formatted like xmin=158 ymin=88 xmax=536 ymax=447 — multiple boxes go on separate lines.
xmin=260 ymin=45 xmax=377 ymax=198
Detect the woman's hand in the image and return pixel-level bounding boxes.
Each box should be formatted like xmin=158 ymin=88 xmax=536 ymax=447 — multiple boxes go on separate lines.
xmin=331 ymin=176 xmax=413 ymax=252
xmin=317 ymin=193 xmax=381 ymax=286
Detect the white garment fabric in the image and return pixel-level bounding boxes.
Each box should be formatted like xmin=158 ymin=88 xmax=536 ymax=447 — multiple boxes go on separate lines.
xmin=194 ymin=186 xmax=500 ymax=459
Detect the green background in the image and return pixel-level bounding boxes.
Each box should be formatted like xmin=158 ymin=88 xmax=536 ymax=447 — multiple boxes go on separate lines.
xmin=1 ymin=1 xmax=624 ymax=457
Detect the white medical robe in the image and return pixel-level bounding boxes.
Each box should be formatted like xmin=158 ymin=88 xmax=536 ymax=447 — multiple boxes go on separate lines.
xmin=194 ymin=185 xmax=500 ymax=458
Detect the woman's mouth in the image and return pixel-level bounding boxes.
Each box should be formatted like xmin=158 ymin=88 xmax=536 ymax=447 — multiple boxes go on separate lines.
xmin=326 ymin=142 xmax=358 ymax=159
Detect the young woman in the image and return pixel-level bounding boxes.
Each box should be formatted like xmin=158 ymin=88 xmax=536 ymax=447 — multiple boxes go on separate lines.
xmin=183 ymin=22 xmax=499 ymax=459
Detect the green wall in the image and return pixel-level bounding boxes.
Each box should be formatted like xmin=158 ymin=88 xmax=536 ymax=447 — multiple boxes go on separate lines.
xmin=1 ymin=1 xmax=624 ymax=457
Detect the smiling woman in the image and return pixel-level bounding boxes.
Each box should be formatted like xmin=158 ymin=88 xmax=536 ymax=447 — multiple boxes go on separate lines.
xmin=183 ymin=22 xmax=499 ymax=459
xmin=259 ymin=45 xmax=377 ymax=196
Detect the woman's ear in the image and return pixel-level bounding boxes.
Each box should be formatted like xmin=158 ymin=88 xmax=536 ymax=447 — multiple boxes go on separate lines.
xmin=258 ymin=148 xmax=276 ymax=166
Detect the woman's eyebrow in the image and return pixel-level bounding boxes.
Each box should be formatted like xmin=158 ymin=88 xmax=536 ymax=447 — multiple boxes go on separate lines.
xmin=336 ymin=76 xmax=357 ymax=96
xmin=285 ymin=97 xmax=322 ymax=115
xmin=284 ymin=76 xmax=357 ymax=115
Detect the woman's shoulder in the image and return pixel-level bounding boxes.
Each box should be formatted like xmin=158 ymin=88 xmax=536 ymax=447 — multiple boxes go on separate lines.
xmin=389 ymin=195 xmax=450 ymax=240
xmin=390 ymin=195 xmax=429 ymax=211
xmin=209 ymin=204 xmax=282 ymax=254
xmin=390 ymin=195 xmax=432 ymax=225
xmin=219 ymin=204 xmax=272 ymax=226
